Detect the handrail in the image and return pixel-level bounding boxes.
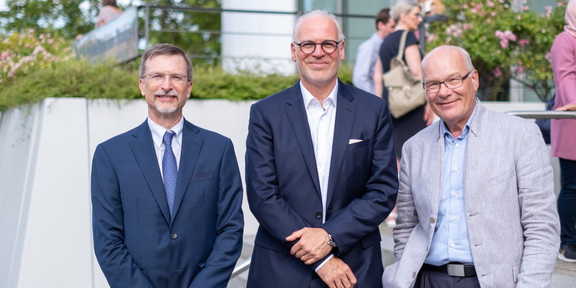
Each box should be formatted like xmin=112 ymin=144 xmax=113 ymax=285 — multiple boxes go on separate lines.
xmin=506 ymin=110 xmax=576 ymax=119
xmin=230 ymin=259 xmax=251 ymax=279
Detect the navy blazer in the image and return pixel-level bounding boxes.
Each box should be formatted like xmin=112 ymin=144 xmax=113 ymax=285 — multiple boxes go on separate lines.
xmin=245 ymin=80 xmax=398 ymax=287
xmin=91 ymin=119 xmax=244 ymax=288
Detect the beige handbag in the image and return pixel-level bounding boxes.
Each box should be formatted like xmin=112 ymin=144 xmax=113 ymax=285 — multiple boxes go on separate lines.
xmin=383 ymin=30 xmax=426 ymax=118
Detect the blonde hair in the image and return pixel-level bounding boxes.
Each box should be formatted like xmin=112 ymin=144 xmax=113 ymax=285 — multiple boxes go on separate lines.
xmin=391 ymin=0 xmax=421 ymax=23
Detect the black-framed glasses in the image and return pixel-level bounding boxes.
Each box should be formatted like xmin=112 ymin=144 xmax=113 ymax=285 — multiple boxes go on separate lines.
xmin=423 ymin=70 xmax=473 ymax=94
xmin=293 ymin=40 xmax=342 ymax=55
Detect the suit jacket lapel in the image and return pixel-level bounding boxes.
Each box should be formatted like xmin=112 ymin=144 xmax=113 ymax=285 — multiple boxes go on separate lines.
xmin=327 ymin=82 xmax=356 ymax=206
xmin=171 ymin=120 xmax=202 ymax=223
xmin=129 ymin=121 xmax=171 ymax=224
xmin=429 ymin=123 xmax=444 ymax=217
xmin=285 ymin=83 xmax=321 ymax=193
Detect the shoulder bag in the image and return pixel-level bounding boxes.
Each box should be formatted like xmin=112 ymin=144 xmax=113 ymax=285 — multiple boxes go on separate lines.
xmin=383 ymin=30 xmax=426 ymax=118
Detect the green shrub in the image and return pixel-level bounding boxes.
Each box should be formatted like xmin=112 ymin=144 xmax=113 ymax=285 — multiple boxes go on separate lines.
xmin=0 ymin=30 xmax=71 ymax=84
xmin=0 ymin=58 xmax=354 ymax=111
xmin=426 ymin=0 xmax=566 ymax=101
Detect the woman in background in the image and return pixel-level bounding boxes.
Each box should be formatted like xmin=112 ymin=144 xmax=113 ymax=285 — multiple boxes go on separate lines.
xmin=373 ymin=0 xmax=433 ymax=227
xmin=550 ymin=0 xmax=576 ymax=263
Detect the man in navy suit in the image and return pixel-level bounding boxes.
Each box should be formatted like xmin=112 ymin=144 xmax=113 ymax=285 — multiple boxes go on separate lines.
xmin=91 ymin=43 xmax=244 ymax=288
xmin=245 ymin=10 xmax=398 ymax=288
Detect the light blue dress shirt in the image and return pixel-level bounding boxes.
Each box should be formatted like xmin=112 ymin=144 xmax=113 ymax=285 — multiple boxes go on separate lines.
xmin=425 ymin=105 xmax=478 ymax=266
xmin=353 ymin=33 xmax=383 ymax=93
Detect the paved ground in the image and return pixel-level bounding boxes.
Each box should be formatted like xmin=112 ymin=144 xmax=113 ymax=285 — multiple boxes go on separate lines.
xmin=379 ymin=224 xmax=576 ymax=287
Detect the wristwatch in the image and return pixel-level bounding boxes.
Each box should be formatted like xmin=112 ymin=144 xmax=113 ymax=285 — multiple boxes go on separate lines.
xmin=327 ymin=234 xmax=337 ymax=248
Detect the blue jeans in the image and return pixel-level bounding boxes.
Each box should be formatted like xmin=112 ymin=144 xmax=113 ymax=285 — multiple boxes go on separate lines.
xmin=558 ymin=158 xmax=576 ymax=246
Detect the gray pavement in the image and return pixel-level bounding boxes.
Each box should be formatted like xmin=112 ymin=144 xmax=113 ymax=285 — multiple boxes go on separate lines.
xmin=380 ymin=224 xmax=576 ymax=288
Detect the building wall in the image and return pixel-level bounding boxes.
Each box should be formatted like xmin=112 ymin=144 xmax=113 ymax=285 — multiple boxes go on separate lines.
xmin=221 ymin=0 xmax=298 ymax=75
xmin=0 ymin=98 xmax=558 ymax=287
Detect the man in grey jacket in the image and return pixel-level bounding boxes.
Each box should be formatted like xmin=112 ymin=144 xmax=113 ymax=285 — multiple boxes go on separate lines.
xmin=382 ymin=45 xmax=560 ymax=288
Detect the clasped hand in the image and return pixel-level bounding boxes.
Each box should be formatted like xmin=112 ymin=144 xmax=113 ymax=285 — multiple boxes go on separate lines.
xmin=286 ymin=227 xmax=333 ymax=264
xmin=286 ymin=227 xmax=357 ymax=288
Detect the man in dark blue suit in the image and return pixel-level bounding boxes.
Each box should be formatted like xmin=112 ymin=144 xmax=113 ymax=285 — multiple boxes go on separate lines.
xmin=91 ymin=43 xmax=244 ymax=288
xmin=245 ymin=10 xmax=398 ymax=288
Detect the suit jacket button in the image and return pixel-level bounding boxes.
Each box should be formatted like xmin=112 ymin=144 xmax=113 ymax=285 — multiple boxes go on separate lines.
xmin=429 ymin=217 xmax=436 ymax=224
xmin=170 ymin=233 xmax=178 ymax=239
xmin=315 ymin=212 xmax=322 ymax=219
xmin=412 ymin=272 xmax=416 ymax=278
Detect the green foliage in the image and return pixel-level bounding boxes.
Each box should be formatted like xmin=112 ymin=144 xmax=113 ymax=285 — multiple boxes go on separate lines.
xmin=0 ymin=59 xmax=141 ymax=111
xmin=0 ymin=57 xmax=354 ymax=111
xmin=0 ymin=0 xmax=97 ymax=39
xmin=0 ymin=30 xmax=71 ymax=84
xmin=144 ymin=0 xmax=222 ymax=60
xmin=426 ymin=0 xmax=567 ymax=101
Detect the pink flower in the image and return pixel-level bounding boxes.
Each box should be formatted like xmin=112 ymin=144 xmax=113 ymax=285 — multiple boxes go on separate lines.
xmin=546 ymin=6 xmax=553 ymax=18
xmin=542 ymin=29 xmax=547 ymax=33
xmin=493 ymin=67 xmax=502 ymax=78
xmin=1 ymin=51 xmax=8 ymax=61
xmin=487 ymin=1 xmax=494 ymax=7
xmin=519 ymin=39 xmax=529 ymax=47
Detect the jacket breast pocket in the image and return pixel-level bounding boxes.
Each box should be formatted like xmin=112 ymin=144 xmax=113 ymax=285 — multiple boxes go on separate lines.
xmin=348 ymin=139 xmax=369 ymax=151
xmin=190 ymin=170 xmax=215 ymax=182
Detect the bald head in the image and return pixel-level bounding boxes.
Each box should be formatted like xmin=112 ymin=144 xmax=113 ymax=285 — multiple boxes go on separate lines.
xmin=421 ymin=45 xmax=474 ymax=78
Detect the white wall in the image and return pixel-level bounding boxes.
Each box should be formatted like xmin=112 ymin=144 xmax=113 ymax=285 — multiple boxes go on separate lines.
xmin=0 ymin=98 xmax=558 ymax=287
xmin=221 ymin=0 xmax=297 ymax=75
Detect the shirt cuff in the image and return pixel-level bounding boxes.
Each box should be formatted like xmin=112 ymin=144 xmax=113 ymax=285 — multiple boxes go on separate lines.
xmin=314 ymin=254 xmax=334 ymax=273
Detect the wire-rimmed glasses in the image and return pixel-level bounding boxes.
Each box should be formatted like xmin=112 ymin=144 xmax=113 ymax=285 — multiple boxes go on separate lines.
xmin=423 ymin=70 xmax=473 ymax=94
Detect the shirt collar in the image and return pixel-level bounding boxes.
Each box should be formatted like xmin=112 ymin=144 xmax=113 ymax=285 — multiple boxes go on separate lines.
xmin=300 ymin=80 xmax=339 ymax=110
xmin=148 ymin=117 xmax=184 ymax=148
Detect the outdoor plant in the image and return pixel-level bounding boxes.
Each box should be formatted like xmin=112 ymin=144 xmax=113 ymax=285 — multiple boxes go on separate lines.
xmin=426 ymin=0 xmax=567 ymax=102
xmin=0 ymin=29 xmax=71 ymax=84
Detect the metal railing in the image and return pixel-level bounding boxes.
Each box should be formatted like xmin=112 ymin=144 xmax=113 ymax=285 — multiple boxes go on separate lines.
xmin=506 ymin=110 xmax=576 ymax=119
xmin=231 ymin=259 xmax=251 ymax=279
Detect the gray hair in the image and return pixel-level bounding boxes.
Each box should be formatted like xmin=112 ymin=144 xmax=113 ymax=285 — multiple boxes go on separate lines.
xmin=421 ymin=45 xmax=475 ymax=72
xmin=391 ymin=0 xmax=421 ymax=23
xmin=139 ymin=43 xmax=194 ymax=82
xmin=293 ymin=10 xmax=346 ymax=42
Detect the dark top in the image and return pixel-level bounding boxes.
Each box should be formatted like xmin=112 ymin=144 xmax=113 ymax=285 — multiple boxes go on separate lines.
xmin=379 ymin=30 xmax=421 ymax=73
xmin=378 ymin=29 xmax=426 ymax=158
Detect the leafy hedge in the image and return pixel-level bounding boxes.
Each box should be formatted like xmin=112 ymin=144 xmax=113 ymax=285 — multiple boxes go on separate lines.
xmin=0 ymin=57 xmax=354 ymax=111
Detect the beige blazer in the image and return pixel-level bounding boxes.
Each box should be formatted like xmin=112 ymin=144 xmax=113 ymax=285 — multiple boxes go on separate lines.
xmin=382 ymin=102 xmax=560 ymax=288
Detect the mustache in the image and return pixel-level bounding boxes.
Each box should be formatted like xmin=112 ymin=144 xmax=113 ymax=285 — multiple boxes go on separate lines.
xmin=154 ymin=90 xmax=179 ymax=97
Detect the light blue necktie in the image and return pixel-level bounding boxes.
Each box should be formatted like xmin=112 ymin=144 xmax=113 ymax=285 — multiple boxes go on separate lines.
xmin=162 ymin=130 xmax=177 ymax=217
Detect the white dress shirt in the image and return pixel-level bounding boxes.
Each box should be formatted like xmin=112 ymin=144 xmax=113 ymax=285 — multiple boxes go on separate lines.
xmin=300 ymin=81 xmax=338 ymax=271
xmin=148 ymin=117 xmax=184 ymax=180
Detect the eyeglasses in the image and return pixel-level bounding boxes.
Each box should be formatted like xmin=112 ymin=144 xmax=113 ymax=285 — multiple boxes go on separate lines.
xmin=293 ymin=40 xmax=342 ymax=55
xmin=423 ymin=70 xmax=473 ymax=94
xmin=142 ymin=73 xmax=188 ymax=84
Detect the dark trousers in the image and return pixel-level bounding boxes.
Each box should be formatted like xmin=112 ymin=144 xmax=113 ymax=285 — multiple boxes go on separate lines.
xmin=415 ymin=267 xmax=481 ymax=288
xmin=558 ymin=157 xmax=576 ymax=246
